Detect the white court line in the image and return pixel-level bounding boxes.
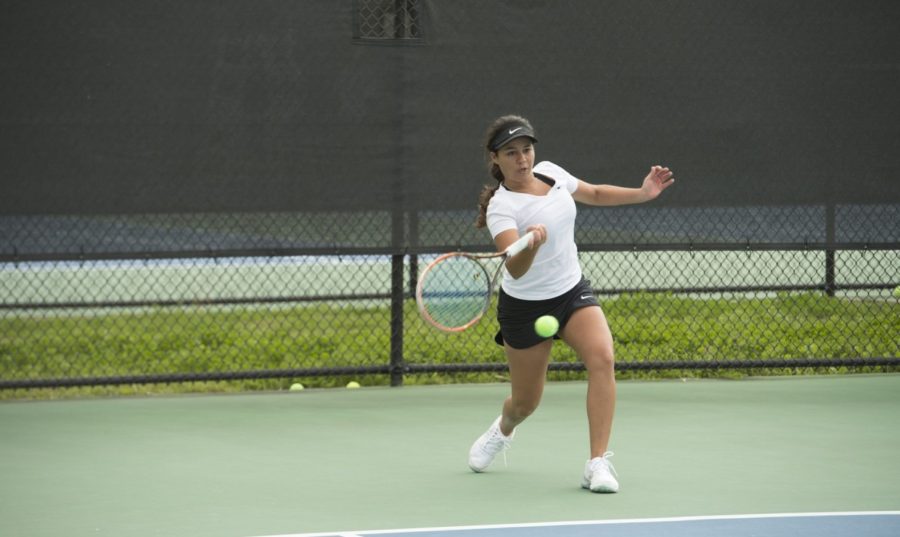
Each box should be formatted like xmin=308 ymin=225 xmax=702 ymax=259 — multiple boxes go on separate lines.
xmin=249 ymin=511 xmax=900 ymax=537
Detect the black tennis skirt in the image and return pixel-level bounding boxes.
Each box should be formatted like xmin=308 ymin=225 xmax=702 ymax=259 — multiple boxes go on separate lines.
xmin=494 ymin=276 xmax=600 ymax=349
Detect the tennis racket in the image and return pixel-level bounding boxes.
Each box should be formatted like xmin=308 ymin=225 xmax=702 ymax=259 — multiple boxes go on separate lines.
xmin=416 ymin=231 xmax=534 ymax=332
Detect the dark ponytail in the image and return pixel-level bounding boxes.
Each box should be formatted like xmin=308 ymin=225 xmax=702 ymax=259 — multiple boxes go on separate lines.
xmin=475 ymin=183 xmax=501 ymax=229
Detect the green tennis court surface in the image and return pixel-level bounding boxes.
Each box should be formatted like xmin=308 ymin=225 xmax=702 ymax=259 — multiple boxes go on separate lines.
xmin=1 ymin=375 xmax=898 ymax=537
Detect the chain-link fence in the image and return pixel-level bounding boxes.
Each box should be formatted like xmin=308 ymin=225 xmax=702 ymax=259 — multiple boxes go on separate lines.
xmin=1 ymin=205 xmax=897 ymax=391
xmin=354 ymin=0 xmax=423 ymax=42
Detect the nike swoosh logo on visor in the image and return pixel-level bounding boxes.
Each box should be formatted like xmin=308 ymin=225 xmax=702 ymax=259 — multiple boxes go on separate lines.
xmin=509 ymin=127 xmax=523 ymax=134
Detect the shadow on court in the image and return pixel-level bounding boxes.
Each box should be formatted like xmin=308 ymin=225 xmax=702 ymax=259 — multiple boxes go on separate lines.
xmin=1 ymin=375 xmax=899 ymax=537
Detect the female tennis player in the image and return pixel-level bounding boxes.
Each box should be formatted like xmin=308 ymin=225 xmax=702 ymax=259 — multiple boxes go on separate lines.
xmin=468 ymin=114 xmax=675 ymax=492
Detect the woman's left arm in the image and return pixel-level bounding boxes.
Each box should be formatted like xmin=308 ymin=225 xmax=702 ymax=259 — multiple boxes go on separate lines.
xmin=572 ymin=165 xmax=675 ymax=206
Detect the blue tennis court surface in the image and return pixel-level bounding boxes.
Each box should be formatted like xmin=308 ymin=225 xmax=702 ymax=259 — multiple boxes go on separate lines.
xmin=259 ymin=512 xmax=900 ymax=537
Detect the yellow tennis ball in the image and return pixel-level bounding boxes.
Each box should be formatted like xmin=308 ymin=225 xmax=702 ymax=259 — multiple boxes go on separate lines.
xmin=346 ymin=381 xmax=361 ymax=389
xmin=289 ymin=383 xmax=304 ymax=391
xmin=534 ymin=315 xmax=559 ymax=338
xmin=894 ymin=285 xmax=900 ymax=298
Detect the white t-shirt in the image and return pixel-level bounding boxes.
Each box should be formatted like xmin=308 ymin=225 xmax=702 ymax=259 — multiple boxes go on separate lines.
xmin=486 ymin=161 xmax=582 ymax=300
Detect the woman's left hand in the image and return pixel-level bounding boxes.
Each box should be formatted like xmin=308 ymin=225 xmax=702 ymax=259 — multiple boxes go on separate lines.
xmin=642 ymin=165 xmax=675 ymax=200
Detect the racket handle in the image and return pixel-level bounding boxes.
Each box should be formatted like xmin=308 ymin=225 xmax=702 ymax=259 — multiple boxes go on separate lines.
xmin=505 ymin=231 xmax=535 ymax=257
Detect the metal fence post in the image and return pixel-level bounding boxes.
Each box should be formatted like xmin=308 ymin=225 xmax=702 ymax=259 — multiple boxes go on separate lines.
xmin=390 ymin=253 xmax=405 ymax=386
xmin=408 ymin=209 xmax=419 ymax=298
xmin=825 ymin=203 xmax=836 ymax=297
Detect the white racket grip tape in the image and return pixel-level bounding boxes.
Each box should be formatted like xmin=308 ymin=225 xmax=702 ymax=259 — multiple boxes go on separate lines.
xmin=504 ymin=231 xmax=535 ymax=257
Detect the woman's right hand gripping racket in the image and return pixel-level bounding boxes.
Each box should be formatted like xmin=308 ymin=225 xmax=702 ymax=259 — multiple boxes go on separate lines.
xmin=416 ymin=232 xmax=534 ymax=332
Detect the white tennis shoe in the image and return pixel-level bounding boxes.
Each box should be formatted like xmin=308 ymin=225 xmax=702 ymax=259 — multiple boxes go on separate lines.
xmin=467 ymin=416 xmax=515 ymax=472
xmin=582 ymin=452 xmax=619 ymax=493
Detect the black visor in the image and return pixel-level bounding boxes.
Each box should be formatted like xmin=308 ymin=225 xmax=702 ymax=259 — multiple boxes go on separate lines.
xmin=489 ymin=122 xmax=538 ymax=151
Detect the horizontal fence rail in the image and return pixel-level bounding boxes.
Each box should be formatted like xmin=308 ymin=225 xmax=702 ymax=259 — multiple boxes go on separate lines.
xmin=3 ymin=359 xmax=900 ymax=391
xmin=1 ymin=242 xmax=897 ymax=264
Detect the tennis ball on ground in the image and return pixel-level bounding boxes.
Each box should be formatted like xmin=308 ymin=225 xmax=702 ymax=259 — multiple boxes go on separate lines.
xmin=894 ymin=285 xmax=900 ymax=298
xmin=346 ymin=381 xmax=361 ymax=389
xmin=534 ymin=315 xmax=559 ymax=338
xmin=289 ymin=383 xmax=304 ymax=391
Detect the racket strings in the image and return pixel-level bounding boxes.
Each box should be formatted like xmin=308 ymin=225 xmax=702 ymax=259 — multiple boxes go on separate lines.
xmin=419 ymin=255 xmax=494 ymax=330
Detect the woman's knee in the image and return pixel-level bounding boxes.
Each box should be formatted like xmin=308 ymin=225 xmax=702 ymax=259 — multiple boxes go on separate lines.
xmin=583 ymin=344 xmax=615 ymax=373
xmin=508 ymin=396 xmax=541 ymax=419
